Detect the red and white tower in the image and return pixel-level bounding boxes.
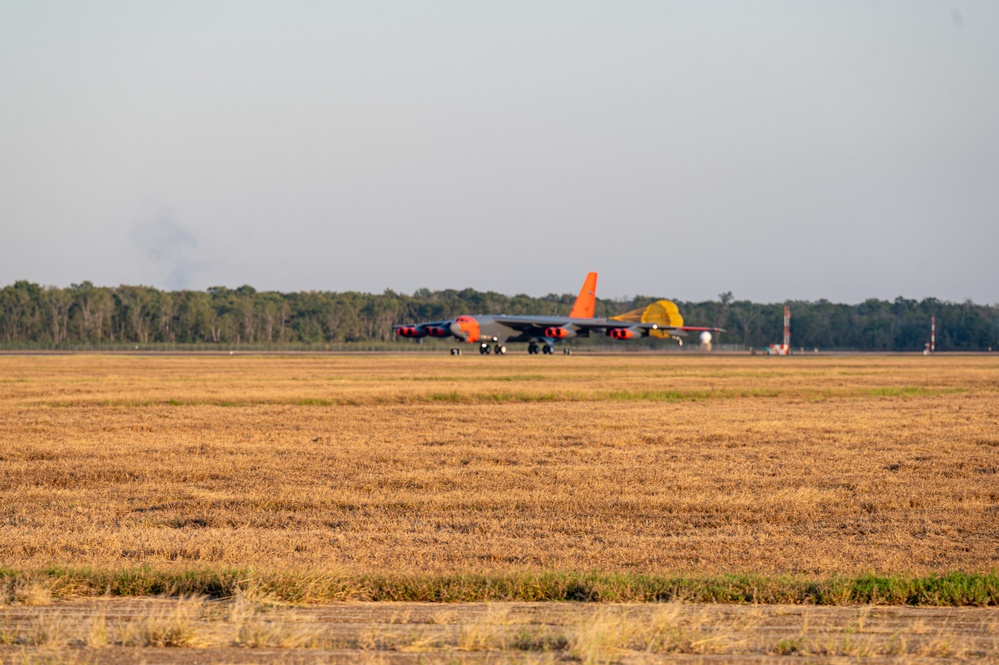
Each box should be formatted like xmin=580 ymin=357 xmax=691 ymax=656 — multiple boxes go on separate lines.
xmin=767 ymin=305 xmax=792 ymax=355
xmin=931 ymin=315 xmax=936 ymax=353
xmin=783 ymin=305 xmax=791 ymax=350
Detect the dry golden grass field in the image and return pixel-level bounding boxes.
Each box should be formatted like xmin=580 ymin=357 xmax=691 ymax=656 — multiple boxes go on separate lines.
xmin=2 ymin=353 xmax=999 ymax=662
xmin=2 ymin=353 xmax=997 ymax=578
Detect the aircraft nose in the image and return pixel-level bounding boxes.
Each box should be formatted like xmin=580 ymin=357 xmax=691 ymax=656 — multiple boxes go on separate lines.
xmin=449 ymin=320 xmax=465 ymax=339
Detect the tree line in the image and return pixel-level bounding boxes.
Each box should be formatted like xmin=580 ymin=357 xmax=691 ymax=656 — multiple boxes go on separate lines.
xmin=1 ymin=280 xmax=996 ymax=351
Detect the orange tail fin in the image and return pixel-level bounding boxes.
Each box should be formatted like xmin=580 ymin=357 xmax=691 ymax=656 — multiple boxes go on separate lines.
xmin=568 ymin=272 xmax=598 ymax=319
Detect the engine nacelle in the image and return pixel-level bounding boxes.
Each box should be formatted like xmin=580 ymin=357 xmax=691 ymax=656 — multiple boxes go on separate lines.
xmin=608 ymin=327 xmax=638 ymax=340
xmin=424 ymin=326 xmax=450 ymax=338
xmin=396 ymin=326 xmax=426 ymax=338
xmin=543 ymin=327 xmax=574 ymax=339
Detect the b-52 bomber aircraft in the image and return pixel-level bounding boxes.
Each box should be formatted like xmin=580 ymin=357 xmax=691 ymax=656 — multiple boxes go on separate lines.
xmin=395 ymin=273 xmax=723 ymax=355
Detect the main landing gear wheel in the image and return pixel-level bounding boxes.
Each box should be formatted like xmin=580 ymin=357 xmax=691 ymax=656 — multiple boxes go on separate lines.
xmin=450 ymin=348 xmax=462 ymax=356
xmin=479 ymin=343 xmax=491 ymax=355
xmin=527 ymin=342 xmax=539 ymax=355
xmin=542 ymin=345 xmax=553 ymax=355
xmin=494 ymin=345 xmax=507 ymax=355
xmin=563 ymin=348 xmax=572 ymax=355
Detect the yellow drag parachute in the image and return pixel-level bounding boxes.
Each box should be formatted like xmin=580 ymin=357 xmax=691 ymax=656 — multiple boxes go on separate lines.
xmin=610 ymin=300 xmax=683 ymax=339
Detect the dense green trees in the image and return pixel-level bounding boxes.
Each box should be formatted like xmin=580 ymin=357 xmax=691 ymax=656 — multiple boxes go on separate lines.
xmin=0 ymin=280 xmax=996 ymax=350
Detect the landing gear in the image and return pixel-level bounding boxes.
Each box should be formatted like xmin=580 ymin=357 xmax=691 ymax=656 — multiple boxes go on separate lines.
xmin=450 ymin=348 xmax=462 ymax=356
xmin=528 ymin=342 xmax=539 ymax=355
xmin=563 ymin=348 xmax=572 ymax=355
xmin=542 ymin=345 xmax=553 ymax=355
xmin=475 ymin=343 xmax=507 ymax=356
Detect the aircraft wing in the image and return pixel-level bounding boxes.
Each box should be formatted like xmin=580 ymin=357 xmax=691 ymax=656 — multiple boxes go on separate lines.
xmin=620 ymin=324 xmax=727 ymax=336
xmin=582 ymin=320 xmax=699 ymax=337
xmin=489 ymin=316 xmax=647 ymax=330
xmin=671 ymin=326 xmax=724 ymax=332
xmin=491 ymin=316 xmax=723 ymax=337
xmin=490 ymin=316 xmax=573 ymax=332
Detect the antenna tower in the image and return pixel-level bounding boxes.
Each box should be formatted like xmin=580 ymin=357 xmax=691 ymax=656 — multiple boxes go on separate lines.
xmin=783 ymin=305 xmax=791 ymax=349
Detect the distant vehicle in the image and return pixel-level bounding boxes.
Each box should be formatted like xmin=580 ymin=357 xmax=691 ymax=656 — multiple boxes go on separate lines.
xmin=394 ymin=273 xmax=724 ymax=355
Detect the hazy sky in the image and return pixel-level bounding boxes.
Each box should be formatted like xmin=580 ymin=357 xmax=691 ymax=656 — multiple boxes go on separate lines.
xmin=2 ymin=2 xmax=996 ymax=303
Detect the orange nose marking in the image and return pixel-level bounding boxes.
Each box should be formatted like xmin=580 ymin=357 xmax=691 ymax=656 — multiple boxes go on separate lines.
xmin=455 ymin=316 xmax=480 ymax=343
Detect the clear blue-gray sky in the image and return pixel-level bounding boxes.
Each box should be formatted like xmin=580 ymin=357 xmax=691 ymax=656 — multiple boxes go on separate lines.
xmin=1 ymin=2 xmax=996 ymax=303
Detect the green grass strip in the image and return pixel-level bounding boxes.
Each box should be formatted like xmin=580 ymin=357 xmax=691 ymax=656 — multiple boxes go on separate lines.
xmin=2 ymin=569 xmax=997 ymax=606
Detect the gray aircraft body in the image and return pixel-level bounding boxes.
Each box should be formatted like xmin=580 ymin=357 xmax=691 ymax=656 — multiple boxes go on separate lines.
xmin=395 ymin=273 xmax=722 ymax=355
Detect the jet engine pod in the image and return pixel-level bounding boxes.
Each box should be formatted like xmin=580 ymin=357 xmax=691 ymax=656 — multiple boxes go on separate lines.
xmin=396 ymin=326 xmax=425 ymax=338
xmin=424 ymin=326 xmax=449 ymax=338
xmin=608 ymin=327 xmax=638 ymax=340
xmin=543 ymin=327 xmax=573 ymax=340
